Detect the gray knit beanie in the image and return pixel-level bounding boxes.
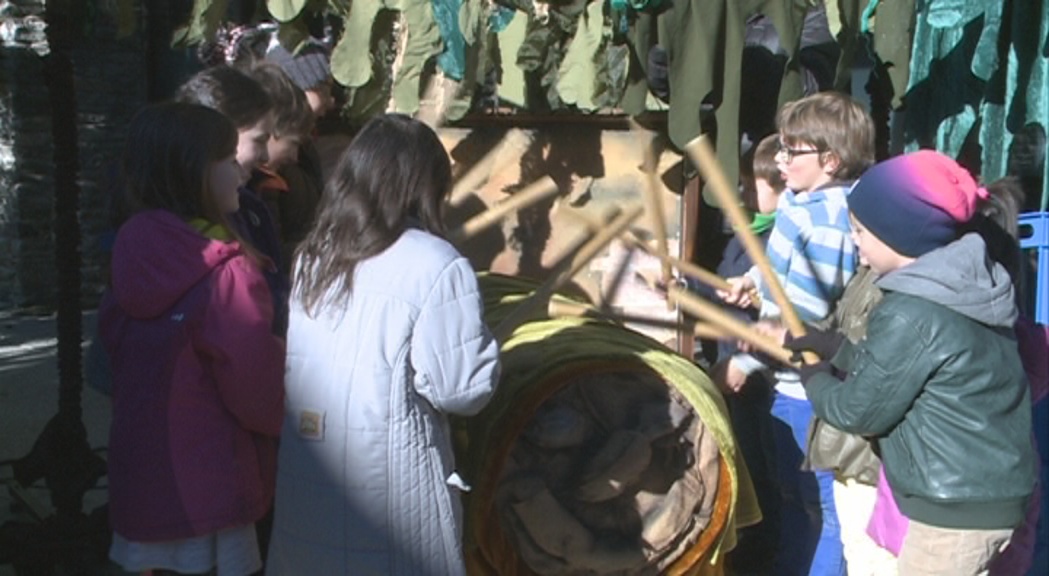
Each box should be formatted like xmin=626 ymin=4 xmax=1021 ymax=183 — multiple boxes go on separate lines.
xmin=267 ymin=41 xmax=330 ymax=92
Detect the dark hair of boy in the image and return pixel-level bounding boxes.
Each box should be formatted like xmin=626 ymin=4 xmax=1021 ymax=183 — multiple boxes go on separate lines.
xmin=294 ymin=114 xmax=452 ymax=314
xmin=739 ymin=133 xmax=785 ymax=213
xmin=248 ymin=62 xmax=314 ymax=139
xmin=753 ymin=133 xmax=786 ymax=191
xmin=776 ymin=91 xmax=875 ymax=181
xmin=174 ymin=65 xmax=272 ymax=130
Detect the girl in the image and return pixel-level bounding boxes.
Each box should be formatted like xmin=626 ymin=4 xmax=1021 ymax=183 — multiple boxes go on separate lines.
xmin=265 ymin=114 xmax=501 ymax=575
xmin=101 ymin=102 xmax=285 ymax=576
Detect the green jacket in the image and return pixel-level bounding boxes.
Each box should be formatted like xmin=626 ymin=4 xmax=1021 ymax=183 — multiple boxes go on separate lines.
xmin=806 ymin=234 xmax=1036 ymax=530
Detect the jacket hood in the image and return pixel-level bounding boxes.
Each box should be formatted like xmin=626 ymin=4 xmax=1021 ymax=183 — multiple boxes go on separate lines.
xmin=110 ymin=210 xmax=241 ymax=319
xmin=876 ymin=233 xmax=1016 ymax=327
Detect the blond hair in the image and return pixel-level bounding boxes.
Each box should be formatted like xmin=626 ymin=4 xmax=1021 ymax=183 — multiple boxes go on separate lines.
xmin=777 ymin=92 xmax=875 ymax=181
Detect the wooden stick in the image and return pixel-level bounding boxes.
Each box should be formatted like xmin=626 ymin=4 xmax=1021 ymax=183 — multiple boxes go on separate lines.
xmin=493 ymin=205 xmax=644 ymax=341
xmin=547 ymin=299 xmax=688 ymax=332
xmin=560 ymin=207 xmax=754 ymax=300
xmin=693 ymin=322 xmax=730 ymax=341
xmin=630 ymin=119 xmax=672 ymax=284
xmin=448 ymin=176 xmax=559 ymax=243
xmin=684 ymin=135 xmax=815 ymax=364
xmin=448 ymin=130 xmax=530 ymax=206
xmin=667 ymin=285 xmax=795 ymax=366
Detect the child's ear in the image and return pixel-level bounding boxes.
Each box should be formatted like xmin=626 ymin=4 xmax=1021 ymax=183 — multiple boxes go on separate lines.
xmin=820 ymin=151 xmax=841 ymax=176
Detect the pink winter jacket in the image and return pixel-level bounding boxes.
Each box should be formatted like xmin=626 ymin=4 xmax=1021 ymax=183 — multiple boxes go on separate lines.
xmin=867 ymin=317 xmax=1048 ymax=572
xmin=101 ymin=210 xmax=285 ymax=542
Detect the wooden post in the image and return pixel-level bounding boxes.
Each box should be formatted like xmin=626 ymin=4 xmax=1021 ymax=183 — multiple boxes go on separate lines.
xmin=677 ymin=173 xmax=701 ymax=358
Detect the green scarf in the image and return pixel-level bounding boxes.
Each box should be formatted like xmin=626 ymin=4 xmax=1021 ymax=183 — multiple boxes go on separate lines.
xmin=750 ymin=212 xmax=776 ymax=235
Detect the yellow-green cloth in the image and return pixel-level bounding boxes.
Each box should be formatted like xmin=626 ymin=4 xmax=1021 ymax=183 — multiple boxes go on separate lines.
xmin=456 ymin=273 xmax=760 ymax=564
xmin=187 ymin=218 xmax=232 ymax=241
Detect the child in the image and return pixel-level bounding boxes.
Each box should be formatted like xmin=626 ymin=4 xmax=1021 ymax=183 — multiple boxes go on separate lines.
xmin=174 ymin=65 xmax=289 ymax=335
xmin=857 ymin=176 xmax=1047 ymax=575
xmin=100 ymin=102 xmax=285 ymax=576
xmin=244 ymin=61 xmax=315 ymax=267
xmin=707 ymin=133 xmax=787 ymax=574
xmin=789 ymin=150 xmax=1037 ymax=574
xmin=265 ymin=114 xmax=501 ymax=574
xmin=264 ymin=39 xmax=334 ymax=270
xmin=720 ymin=91 xmax=875 ymax=576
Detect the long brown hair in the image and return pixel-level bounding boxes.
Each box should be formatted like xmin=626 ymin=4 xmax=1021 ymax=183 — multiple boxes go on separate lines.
xmin=295 ymin=114 xmax=452 ymax=314
xmin=119 ymin=102 xmax=266 ymax=266
xmin=120 ymin=102 xmax=238 ymax=227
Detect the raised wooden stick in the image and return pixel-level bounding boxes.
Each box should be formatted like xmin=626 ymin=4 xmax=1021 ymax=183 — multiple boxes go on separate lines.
xmin=667 ymin=285 xmax=794 ymax=366
xmin=684 ymin=135 xmax=815 ymax=364
xmin=493 ymin=205 xmax=644 ymax=341
xmin=448 ymin=176 xmax=559 ymax=243
xmin=448 ymin=130 xmax=530 ymax=206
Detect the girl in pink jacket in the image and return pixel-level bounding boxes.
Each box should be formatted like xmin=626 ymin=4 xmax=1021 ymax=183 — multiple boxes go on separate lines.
xmin=101 ymin=102 xmax=285 ymax=576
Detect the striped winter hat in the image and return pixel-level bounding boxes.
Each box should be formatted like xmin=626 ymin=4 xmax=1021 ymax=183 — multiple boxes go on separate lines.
xmin=266 ymin=41 xmax=330 ymax=92
xmin=849 ymin=150 xmax=988 ymax=257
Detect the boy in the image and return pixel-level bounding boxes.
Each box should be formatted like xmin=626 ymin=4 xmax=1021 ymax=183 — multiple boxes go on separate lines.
xmin=705 ymin=134 xmax=786 ymax=574
xmin=789 ymin=150 xmax=1036 ymax=574
xmin=174 ymin=65 xmax=288 ymax=336
xmin=246 ymin=62 xmax=315 ymax=268
xmin=265 ymin=40 xmax=334 ymax=266
xmin=720 ymin=91 xmax=875 ymax=576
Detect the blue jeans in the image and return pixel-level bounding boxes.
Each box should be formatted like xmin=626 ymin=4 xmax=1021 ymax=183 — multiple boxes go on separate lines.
xmin=770 ymin=392 xmax=846 ymax=576
xmin=725 ymin=378 xmax=780 ymax=574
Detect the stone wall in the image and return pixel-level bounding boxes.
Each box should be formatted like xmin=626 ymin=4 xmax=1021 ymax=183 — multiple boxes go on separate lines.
xmin=0 ymin=0 xmax=146 ymax=311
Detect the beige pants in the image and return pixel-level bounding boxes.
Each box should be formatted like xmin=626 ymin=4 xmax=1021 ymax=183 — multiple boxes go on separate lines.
xmin=832 ymin=479 xmax=898 ymax=576
xmin=897 ymin=520 xmax=1012 ymax=576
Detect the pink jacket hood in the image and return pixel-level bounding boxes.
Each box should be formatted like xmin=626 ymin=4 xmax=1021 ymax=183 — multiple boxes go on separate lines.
xmin=111 ymin=210 xmax=244 ymax=319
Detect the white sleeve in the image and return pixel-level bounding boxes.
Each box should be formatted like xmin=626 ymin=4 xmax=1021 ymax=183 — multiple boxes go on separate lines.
xmin=410 ymin=258 xmax=501 ymax=416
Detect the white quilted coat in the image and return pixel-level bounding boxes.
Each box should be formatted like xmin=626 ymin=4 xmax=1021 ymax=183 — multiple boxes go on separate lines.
xmin=266 ymin=229 xmax=501 ymax=575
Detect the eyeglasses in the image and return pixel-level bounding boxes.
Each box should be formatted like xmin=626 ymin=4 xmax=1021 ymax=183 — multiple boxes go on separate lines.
xmin=776 ymin=142 xmax=824 ymax=163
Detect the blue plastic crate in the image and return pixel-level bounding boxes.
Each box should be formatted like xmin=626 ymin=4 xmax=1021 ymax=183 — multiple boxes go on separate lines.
xmin=1019 ymin=212 xmax=1049 ymax=324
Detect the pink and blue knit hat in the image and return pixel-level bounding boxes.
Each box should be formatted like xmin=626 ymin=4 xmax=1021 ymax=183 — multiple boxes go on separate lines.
xmin=848 ymin=150 xmax=989 ymax=257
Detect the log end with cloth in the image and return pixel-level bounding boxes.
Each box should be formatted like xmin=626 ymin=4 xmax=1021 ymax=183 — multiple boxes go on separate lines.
xmin=453 ymin=273 xmax=761 ymax=575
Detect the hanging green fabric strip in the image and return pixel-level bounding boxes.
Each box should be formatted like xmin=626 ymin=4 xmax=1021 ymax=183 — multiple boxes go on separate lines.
xmin=859 ymin=0 xmax=879 ymax=34
xmin=489 ymin=5 xmax=515 ymax=32
xmin=431 ymin=0 xmax=466 ymax=81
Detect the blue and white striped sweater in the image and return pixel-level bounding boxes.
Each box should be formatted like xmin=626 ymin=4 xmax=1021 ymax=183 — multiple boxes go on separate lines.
xmin=746 ymin=183 xmax=857 ymax=323
xmin=738 ymin=183 xmax=858 ymax=397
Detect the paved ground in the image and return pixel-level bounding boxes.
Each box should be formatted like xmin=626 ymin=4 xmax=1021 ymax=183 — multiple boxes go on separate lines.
xmin=0 ymin=309 xmax=116 ymax=575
